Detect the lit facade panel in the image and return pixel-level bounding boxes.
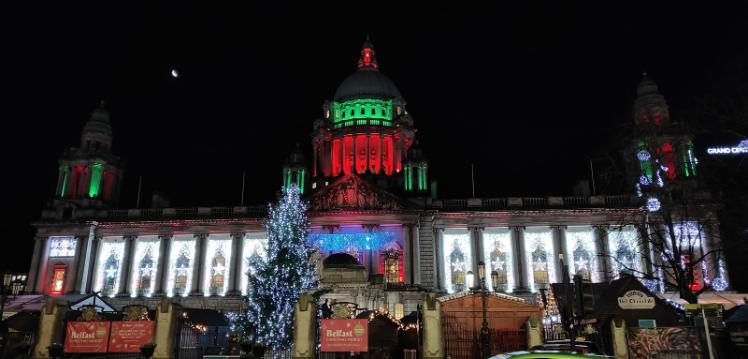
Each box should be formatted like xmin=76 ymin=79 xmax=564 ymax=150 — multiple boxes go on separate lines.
xmin=241 ymin=235 xmax=268 ymax=296
xmin=442 ymin=228 xmax=473 ymax=294
xmin=49 ymin=236 xmax=76 ymax=257
xmin=92 ymin=236 xmax=126 ymax=297
xmin=608 ymin=225 xmax=642 ymax=279
xmin=523 ymin=227 xmax=555 ymax=293
xmin=482 ymin=228 xmax=514 ymax=293
xmin=565 ymin=226 xmax=599 ymax=282
xmin=130 ymin=235 xmax=160 ymax=297
xmin=167 ymin=235 xmax=196 ymax=297
xmin=203 ymin=234 xmax=233 ymax=296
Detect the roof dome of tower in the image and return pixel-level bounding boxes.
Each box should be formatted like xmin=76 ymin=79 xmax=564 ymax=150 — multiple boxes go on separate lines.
xmin=333 ymin=40 xmax=402 ymax=101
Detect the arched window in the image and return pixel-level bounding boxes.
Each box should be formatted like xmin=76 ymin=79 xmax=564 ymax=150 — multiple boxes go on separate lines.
xmin=379 ymin=242 xmax=403 ymax=284
xmin=209 ymin=247 xmax=227 ymax=295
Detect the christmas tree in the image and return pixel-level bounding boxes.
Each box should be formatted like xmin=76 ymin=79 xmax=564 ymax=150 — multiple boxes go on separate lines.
xmin=241 ymin=185 xmax=319 ymax=349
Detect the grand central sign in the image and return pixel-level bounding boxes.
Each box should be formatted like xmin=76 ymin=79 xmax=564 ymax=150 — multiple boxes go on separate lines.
xmin=617 ymin=290 xmax=656 ymax=310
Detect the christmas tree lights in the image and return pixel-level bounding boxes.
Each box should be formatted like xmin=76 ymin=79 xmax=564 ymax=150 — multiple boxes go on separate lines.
xmin=238 ymin=185 xmax=318 ymax=349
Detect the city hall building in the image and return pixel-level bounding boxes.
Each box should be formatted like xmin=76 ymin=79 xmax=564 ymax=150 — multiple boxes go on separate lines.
xmin=27 ymin=41 xmax=727 ymax=316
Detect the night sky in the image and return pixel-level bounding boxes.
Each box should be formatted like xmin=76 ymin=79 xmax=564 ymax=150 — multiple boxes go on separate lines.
xmin=4 ymin=3 xmax=748 ymax=272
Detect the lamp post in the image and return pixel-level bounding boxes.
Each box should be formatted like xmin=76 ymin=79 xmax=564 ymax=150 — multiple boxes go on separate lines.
xmin=478 ymin=261 xmax=490 ymax=359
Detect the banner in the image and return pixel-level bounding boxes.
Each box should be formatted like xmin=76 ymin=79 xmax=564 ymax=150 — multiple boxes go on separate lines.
xmin=320 ymin=319 xmax=368 ymax=352
xmin=109 ymin=321 xmax=155 ymax=352
xmin=64 ymin=321 xmax=111 ymax=353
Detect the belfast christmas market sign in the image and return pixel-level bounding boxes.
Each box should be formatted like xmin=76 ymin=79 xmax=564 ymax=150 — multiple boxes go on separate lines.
xmin=706 ymin=140 xmax=748 ymax=155
xmin=320 ymin=319 xmax=368 ymax=352
xmin=109 ymin=321 xmax=155 ymax=352
xmin=617 ymin=290 xmax=655 ymax=310
xmin=64 ymin=321 xmax=111 ymax=353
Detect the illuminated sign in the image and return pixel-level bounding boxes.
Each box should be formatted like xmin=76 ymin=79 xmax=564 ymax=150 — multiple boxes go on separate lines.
xmin=320 ymin=319 xmax=368 ymax=352
xmin=706 ymin=140 xmax=748 ymax=155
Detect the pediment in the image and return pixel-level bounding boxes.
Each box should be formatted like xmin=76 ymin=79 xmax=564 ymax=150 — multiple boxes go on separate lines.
xmin=310 ymin=174 xmax=406 ymax=211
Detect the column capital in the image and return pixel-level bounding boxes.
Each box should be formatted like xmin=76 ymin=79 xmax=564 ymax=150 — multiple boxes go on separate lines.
xmin=123 ymin=234 xmax=138 ymax=241
xmin=194 ymin=233 xmax=209 ymax=240
xmin=593 ymin=224 xmax=610 ymax=232
xmin=510 ymin=225 xmax=526 ymax=232
xmin=550 ymin=225 xmax=567 ymax=230
xmin=467 ymin=225 xmax=485 ymax=232
xmin=362 ymin=224 xmax=380 ymax=232
xmin=322 ymin=225 xmax=340 ymax=233
xmin=158 ymin=233 xmax=174 ymax=240
xmin=230 ymin=232 xmax=246 ymax=240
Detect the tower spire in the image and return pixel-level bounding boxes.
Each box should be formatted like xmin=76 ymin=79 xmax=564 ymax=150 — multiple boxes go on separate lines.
xmin=357 ymin=37 xmax=378 ymax=70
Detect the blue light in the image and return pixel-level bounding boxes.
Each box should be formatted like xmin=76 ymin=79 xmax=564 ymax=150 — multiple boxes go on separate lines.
xmin=308 ymin=232 xmax=395 ymax=251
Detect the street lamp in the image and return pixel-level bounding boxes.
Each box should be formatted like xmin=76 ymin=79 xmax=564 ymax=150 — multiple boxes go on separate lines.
xmin=478 ymin=261 xmax=490 ymax=359
xmin=466 ymin=271 xmax=474 ymax=290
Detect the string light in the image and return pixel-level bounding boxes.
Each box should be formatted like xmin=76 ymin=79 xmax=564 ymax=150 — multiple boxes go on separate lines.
xmin=232 ymin=185 xmax=318 ymax=349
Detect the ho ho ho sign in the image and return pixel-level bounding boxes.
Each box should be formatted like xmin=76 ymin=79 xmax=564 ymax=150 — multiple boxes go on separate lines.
xmin=617 ymin=290 xmax=656 ymax=310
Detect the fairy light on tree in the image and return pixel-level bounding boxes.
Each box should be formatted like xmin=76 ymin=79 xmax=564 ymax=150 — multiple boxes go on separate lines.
xmin=235 ymin=184 xmax=318 ymax=349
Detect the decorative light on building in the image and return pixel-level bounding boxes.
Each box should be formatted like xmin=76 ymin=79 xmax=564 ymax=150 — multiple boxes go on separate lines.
xmin=130 ymin=239 xmax=160 ymax=298
xmin=203 ymin=237 xmax=232 ymax=297
xmin=712 ymin=259 xmax=729 ymax=292
xmin=241 ymin=236 xmax=268 ymax=296
xmin=523 ymin=228 xmax=555 ymax=293
xmin=168 ymin=238 xmax=196 ymax=297
xmin=646 ymin=197 xmax=661 ymax=212
xmin=442 ymin=230 xmax=473 ymax=294
xmin=93 ymin=238 xmax=125 ymax=297
xmin=565 ymin=227 xmax=599 ymax=282
xmin=482 ymin=229 xmax=514 ymax=293
xmin=639 ymin=175 xmax=651 ymax=186
xmin=308 ymin=232 xmax=395 ymax=251
xmin=49 ymin=236 xmax=77 ymax=257
xmin=607 ymin=226 xmax=641 ymax=279
xmin=637 ymin=150 xmax=651 ymax=161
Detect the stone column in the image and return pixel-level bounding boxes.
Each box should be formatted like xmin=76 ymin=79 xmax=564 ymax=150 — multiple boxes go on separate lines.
xmin=412 ymin=223 xmax=421 ymax=285
xmin=27 ymin=236 xmax=45 ymax=293
xmin=72 ymin=235 xmax=88 ymax=293
xmin=155 ymin=234 xmax=172 ymax=296
xmin=228 ymin=232 xmax=244 ymax=295
xmin=377 ymin=134 xmax=383 ymax=174
xmin=511 ymin=226 xmax=527 ymax=292
xmin=118 ymin=235 xmax=137 ymax=296
xmin=552 ymin=225 xmax=567 ymax=283
xmin=85 ymin=236 xmax=101 ymax=294
xmin=190 ymin=233 xmax=208 ymax=296
xmin=434 ymin=228 xmax=445 ymax=290
xmin=403 ymin=224 xmax=412 ymax=285
xmin=366 ymin=134 xmax=371 ymax=173
xmin=352 ymin=134 xmax=358 ymax=174
xmin=469 ymin=226 xmax=484 ymax=288
xmin=595 ymin=225 xmax=611 ymax=282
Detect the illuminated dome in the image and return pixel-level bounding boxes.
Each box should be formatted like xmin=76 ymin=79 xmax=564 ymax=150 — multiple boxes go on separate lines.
xmin=333 ymin=40 xmax=402 ymax=101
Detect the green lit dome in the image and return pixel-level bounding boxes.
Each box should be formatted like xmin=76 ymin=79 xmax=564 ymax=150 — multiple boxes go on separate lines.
xmin=334 ymin=68 xmax=402 ymax=101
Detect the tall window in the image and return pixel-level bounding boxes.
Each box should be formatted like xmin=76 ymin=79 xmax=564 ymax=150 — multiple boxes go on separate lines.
xmin=93 ymin=237 xmax=125 ymax=297
xmin=49 ymin=236 xmax=76 ymax=257
xmin=241 ymin=236 xmax=267 ymax=295
xmin=379 ymin=242 xmax=403 ymax=284
xmin=442 ymin=229 xmax=472 ymax=294
xmin=168 ymin=235 xmax=196 ymax=297
xmin=565 ymin=226 xmax=598 ymax=282
xmin=524 ymin=228 xmax=555 ymax=292
xmin=130 ymin=237 xmax=160 ymax=297
xmin=203 ymin=235 xmax=232 ymax=296
xmin=482 ymin=228 xmax=514 ymax=292
xmin=608 ymin=226 xmax=641 ymax=278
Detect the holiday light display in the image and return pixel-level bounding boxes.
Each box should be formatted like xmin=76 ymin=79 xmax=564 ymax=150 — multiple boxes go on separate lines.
xmin=203 ymin=235 xmax=232 ymax=296
xmin=712 ymin=259 xmax=729 ymax=291
xmin=607 ymin=226 xmax=641 ymax=278
xmin=93 ymin=237 xmax=125 ymax=297
xmin=88 ymin=162 xmax=104 ymax=198
xmin=646 ymin=197 xmax=661 ymax=212
xmin=240 ymin=236 xmax=267 ymax=295
xmin=49 ymin=236 xmax=76 ymax=257
xmin=130 ymin=237 xmax=160 ymax=297
xmin=308 ymin=231 xmax=395 ymax=251
xmin=238 ymin=185 xmax=318 ymax=349
xmin=524 ymin=228 xmax=555 ymax=292
xmin=167 ymin=235 xmax=196 ymax=297
xmin=565 ymin=226 xmax=599 ymax=282
xmin=482 ymin=228 xmax=514 ymax=292
xmin=442 ymin=229 xmax=473 ymax=293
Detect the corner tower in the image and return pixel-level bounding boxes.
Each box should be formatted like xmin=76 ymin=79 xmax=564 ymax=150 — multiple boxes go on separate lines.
xmin=626 ymin=75 xmax=698 ymax=205
xmin=51 ymin=102 xmax=124 ymax=216
xmin=310 ymin=39 xmax=424 ymax=192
